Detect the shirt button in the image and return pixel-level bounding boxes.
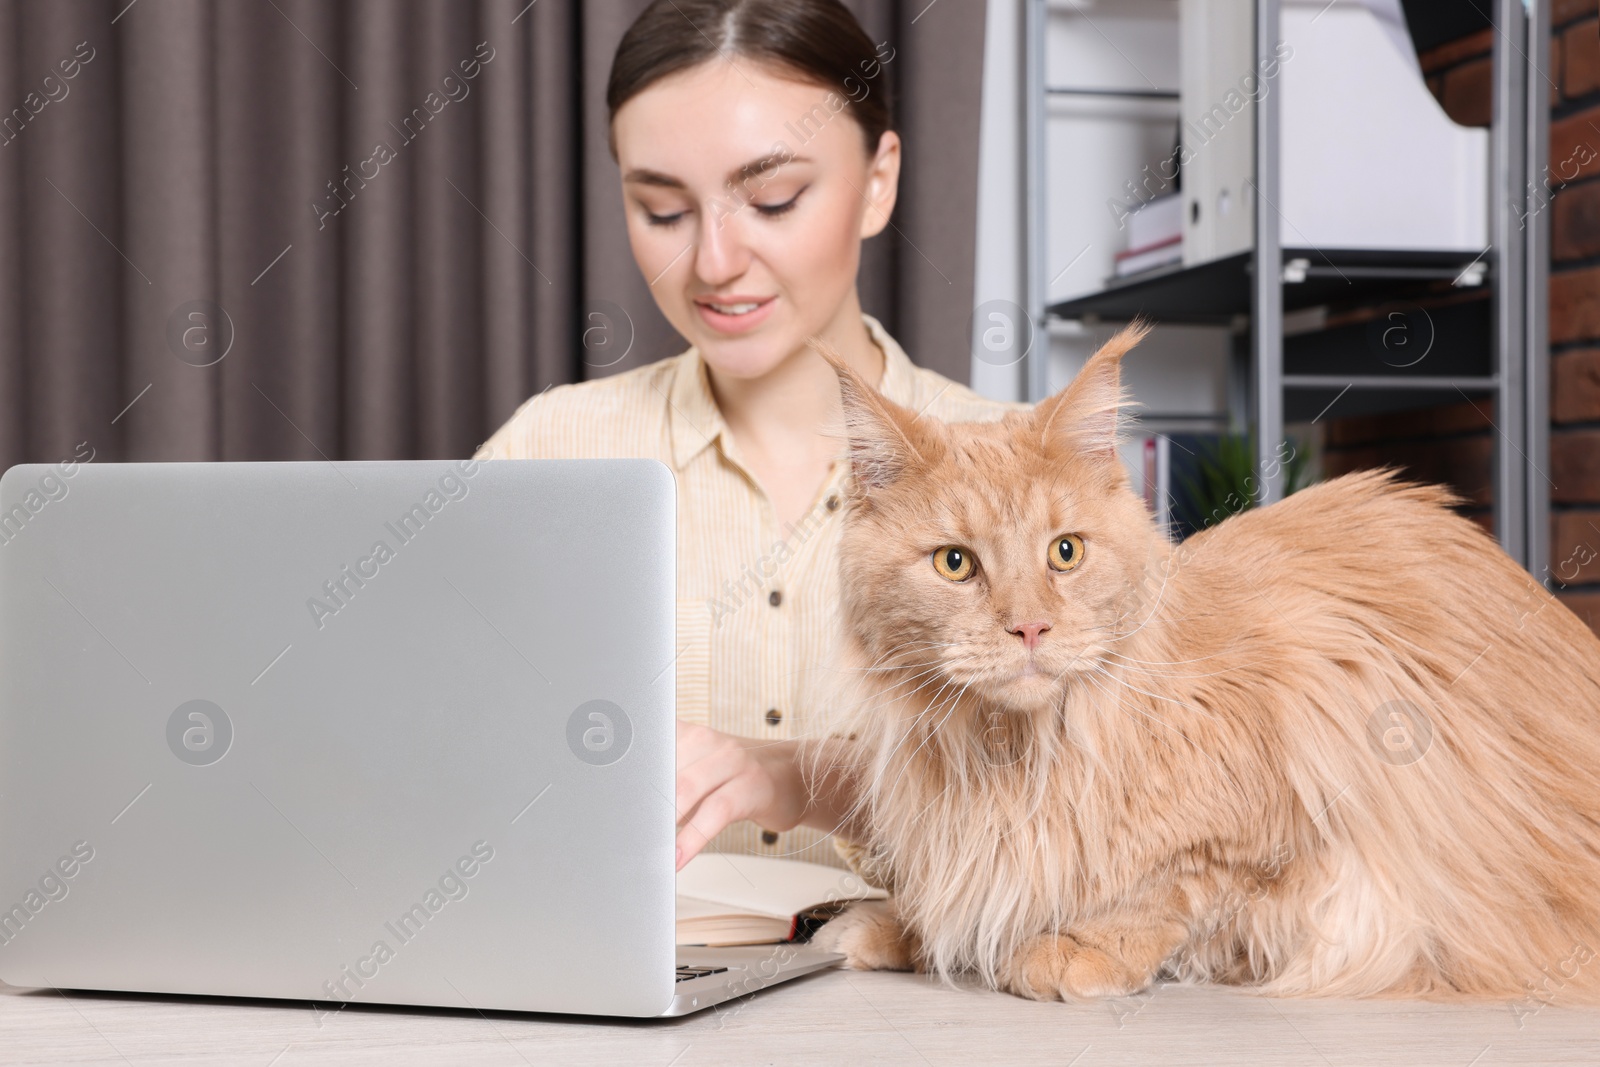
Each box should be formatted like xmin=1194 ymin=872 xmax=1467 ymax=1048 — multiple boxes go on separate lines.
xmin=768 ymin=589 xmax=782 ymax=607
xmin=826 ymin=494 xmax=840 ymax=511
xmin=760 ymin=829 xmax=779 ymax=845
xmin=765 ymin=708 xmax=782 ymax=726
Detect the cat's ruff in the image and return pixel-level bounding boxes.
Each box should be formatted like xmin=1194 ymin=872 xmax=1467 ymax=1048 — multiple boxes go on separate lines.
xmin=806 ymin=323 xmax=1600 ymax=1004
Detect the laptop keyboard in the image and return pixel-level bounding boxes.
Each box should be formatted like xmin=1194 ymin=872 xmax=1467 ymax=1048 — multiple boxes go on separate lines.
xmin=675 ymin=965 xmax=730 ymax=983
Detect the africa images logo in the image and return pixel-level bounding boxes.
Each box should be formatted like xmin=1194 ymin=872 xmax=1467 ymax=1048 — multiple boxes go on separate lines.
xmin=0 ymin=441 xmax=95 ymax=548
xmin=566 ymin=700 xmax=632 ymax=767
xmin=319 ymin=840 xmax=494 ymax=1004
xmin=0 ymin=841 xmax=94 ymax=949
xmin=306 ymin=459 xmax=482 ymax=630
xmin=165 ymin=700 xmax=233 ymax=766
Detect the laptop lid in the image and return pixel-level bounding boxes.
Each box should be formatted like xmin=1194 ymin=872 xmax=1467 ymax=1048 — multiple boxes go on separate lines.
xmin=0 ymin=458 xmax=677 ymax=1017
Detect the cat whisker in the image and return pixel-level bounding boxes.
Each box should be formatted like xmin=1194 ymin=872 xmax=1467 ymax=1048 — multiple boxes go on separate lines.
xmin=1089 ymin=662 xmax=1217 ymax=718
xmin=857 ymin=639 xmax=955 ymax=673
xmin=1075 ymin=669 xmax=1196 ymax=761
xmin=1077 ymin=669 xmax=1245 ymax=797
xmin=1088 ymin=628 xmax=1266 ymax=682
xmin=1101 ymin=646 xmax=1250 ymax=668
xmin=865 ymin=675 xmax=970 ymax=809
xmin=859 ymin=662 xmax=955 ymax=703
xmin=857 ymin=671 xmax=953 ymax=780
xmin=846 ymin=659 xmax=945 ymax=675
xmin=844 ymin=640 xmax=965 ymax=678
xmin=1062 ymin=639 xmax=1248 ymax=697
xmin=875 ymin=679 xmax=973 ymax=814
xmin=1095 ymin=654 xmax=1260 ymax=683
xmin=1103 ymin=562 xmax=1182 ymax=644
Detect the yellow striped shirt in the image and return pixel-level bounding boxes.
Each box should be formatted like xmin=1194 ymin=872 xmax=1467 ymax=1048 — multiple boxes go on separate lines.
xmin=472 ymin=312 xmax=1027 ymax=872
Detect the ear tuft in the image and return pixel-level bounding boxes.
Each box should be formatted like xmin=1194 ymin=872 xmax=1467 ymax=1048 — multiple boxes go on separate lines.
xmin=808 ymin=334 xmax=942 ymax=494
xmin=1033 ymin=319 xmax=1150 ymax=458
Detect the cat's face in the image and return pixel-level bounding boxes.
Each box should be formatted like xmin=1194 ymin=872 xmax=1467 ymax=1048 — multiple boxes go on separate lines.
xmin=827 ymin=324 xmax=1159 ymax=716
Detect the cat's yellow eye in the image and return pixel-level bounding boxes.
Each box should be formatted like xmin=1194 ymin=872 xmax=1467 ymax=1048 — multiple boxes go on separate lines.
xmin=1049 ymin=534 xmax=1085 ymax=572
xmin=932 ymin=546 xmax=975 ymax=582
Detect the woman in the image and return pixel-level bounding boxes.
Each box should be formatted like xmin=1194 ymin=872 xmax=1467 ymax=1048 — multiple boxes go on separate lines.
xmin=473 ymin=0 xmax=1025 ymax=878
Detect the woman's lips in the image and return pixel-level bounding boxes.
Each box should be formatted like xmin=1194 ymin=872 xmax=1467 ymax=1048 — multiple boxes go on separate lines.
xmin=695 ymin=295 xmax=776 ymax=335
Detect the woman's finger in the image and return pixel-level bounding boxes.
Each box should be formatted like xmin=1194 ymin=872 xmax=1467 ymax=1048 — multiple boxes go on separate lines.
xmin=676 ymin=783 xmax=747 ymax=868
xmin=674 ymin=721 xmax=747 ymax=826
xmin=672 ymin=721 xmax=798 ymax=870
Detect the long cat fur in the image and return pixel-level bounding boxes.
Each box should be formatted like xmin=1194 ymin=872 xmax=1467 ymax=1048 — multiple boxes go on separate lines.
xmin=807 ymin=323 xmax=1600 ymax=1004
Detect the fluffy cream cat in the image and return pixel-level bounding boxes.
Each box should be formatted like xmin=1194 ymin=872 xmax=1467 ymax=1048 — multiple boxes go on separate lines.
xmin=809 ymin=323 xmax=1600 ymax=1004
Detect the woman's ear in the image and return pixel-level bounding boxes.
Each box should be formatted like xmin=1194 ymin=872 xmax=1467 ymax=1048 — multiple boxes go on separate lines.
xmin=1032 ymin=320 xmax=1150 ymax=458
xmin=808 ymin=333 xmax=942 ymax=493
xmin=858 ymin=130 xmax=901 ymax=240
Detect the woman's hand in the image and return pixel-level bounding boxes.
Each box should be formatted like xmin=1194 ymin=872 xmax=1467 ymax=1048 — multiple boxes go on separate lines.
xmin=674 ymin=720 xmax=806 ymax=870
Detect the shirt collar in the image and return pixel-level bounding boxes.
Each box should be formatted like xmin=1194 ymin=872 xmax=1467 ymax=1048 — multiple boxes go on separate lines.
xmin=666 ymin=337 xmax=726 ymax=471
xmin=668 ymin=312 xmax=918 ymax=471
xmin=869 ymin=312 xmax=919 ymax=409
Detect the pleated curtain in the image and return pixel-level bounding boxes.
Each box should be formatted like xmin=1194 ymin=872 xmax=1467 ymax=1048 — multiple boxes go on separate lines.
xmin=0 ymin=0 xmax=988 ymax=466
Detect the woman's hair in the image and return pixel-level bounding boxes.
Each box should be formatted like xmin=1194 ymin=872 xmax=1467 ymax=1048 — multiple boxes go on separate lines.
xmin=606 ymin=0 xmax=892 ymax=159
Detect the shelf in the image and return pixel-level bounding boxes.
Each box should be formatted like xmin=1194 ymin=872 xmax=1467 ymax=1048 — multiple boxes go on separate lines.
xmin=1046 ymin=248 xmax=1489 ymax=327
xmin=1022 ymin=0 xmax=1543 ymax=570
xmin=1046 ymin=87 xmax=1179 ymax=101
xmin=1283 ymin=374 xmax=1497 ymax=391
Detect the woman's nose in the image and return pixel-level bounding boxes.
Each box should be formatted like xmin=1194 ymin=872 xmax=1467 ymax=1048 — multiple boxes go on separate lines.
xmin=693 ymin=200 xmax=752 ymax=283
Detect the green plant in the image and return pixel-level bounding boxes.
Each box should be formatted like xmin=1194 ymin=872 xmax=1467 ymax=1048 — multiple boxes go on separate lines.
xmin=1176 ymin=433 xmax=1311 ymax=534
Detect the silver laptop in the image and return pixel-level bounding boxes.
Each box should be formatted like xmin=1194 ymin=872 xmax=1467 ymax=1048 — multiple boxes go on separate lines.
xmin=0 ymin=458 xmax=841 ymax=1018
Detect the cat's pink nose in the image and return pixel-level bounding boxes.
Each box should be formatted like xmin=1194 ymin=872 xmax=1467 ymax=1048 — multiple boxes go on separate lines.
xmin=1009 ymin=620 xmax=1051 ymax=650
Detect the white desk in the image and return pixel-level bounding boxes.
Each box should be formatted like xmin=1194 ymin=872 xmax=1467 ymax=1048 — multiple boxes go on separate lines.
xmin=5 ymin=970 xmax=1598 ymax=1066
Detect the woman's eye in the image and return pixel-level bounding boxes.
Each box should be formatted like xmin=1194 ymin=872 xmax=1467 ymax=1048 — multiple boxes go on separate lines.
xmin=1049 ymin=534 xmax=1085 ymax=572
xmin=753 ymin=187 xmax=806 ymax=217
xmin=645 ymin=210 xmax=686 ymax=228
xmin=932 ymin=546 xmax=975 ymax=582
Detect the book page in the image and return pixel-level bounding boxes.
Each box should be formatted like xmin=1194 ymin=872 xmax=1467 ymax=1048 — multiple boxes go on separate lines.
xmin=675 ymin=852 xmax=886 ymax=921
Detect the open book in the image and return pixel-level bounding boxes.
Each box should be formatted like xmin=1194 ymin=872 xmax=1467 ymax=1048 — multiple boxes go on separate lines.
xmin=676 ymin=853 xmax=888 ymax=946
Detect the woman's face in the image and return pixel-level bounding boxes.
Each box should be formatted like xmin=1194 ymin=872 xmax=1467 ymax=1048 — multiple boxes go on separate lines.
xmin=612 ymin=60 xmax=900 ymax=379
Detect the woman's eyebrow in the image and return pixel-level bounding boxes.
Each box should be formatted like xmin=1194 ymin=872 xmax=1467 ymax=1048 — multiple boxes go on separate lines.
xmin=623 ymin=153 xmax=814 ymax=189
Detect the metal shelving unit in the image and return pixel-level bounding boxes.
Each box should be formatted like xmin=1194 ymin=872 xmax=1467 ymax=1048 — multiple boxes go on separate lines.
xmin=1024 ymin=0 xmax=1551 ymax=576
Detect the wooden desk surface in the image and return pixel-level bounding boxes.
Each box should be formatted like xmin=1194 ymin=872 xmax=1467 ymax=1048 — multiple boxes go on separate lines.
xmin=5 ymin=970 xmax=1598 ymax=1066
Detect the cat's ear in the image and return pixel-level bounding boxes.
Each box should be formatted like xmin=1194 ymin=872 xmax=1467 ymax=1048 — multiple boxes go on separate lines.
xmin=808 ymin=334 xmax=944 ymax=493
xmin=1033 ymin=320 xmax=1149 ymax=458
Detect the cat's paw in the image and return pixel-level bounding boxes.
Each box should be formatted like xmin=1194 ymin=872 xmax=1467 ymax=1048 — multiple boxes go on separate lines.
xmin=999 ymin=933 xmax=1151 ymax=1001
xmin=810 ymin=899 xmax=919 ymax=972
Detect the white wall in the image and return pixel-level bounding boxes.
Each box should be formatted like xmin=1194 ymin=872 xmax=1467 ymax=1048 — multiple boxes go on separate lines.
xmin=968 ymin=0 xmax=1027 ymax=403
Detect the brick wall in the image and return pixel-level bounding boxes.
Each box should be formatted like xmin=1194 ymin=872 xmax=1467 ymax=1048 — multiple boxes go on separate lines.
xmin=1547 ymin=1 xmax=1600 ymax=630
xmin=1322 ymin=398 xmax=1495 ymax=536
xmin=1324 ymin=4 xmax=1600 ymax=633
